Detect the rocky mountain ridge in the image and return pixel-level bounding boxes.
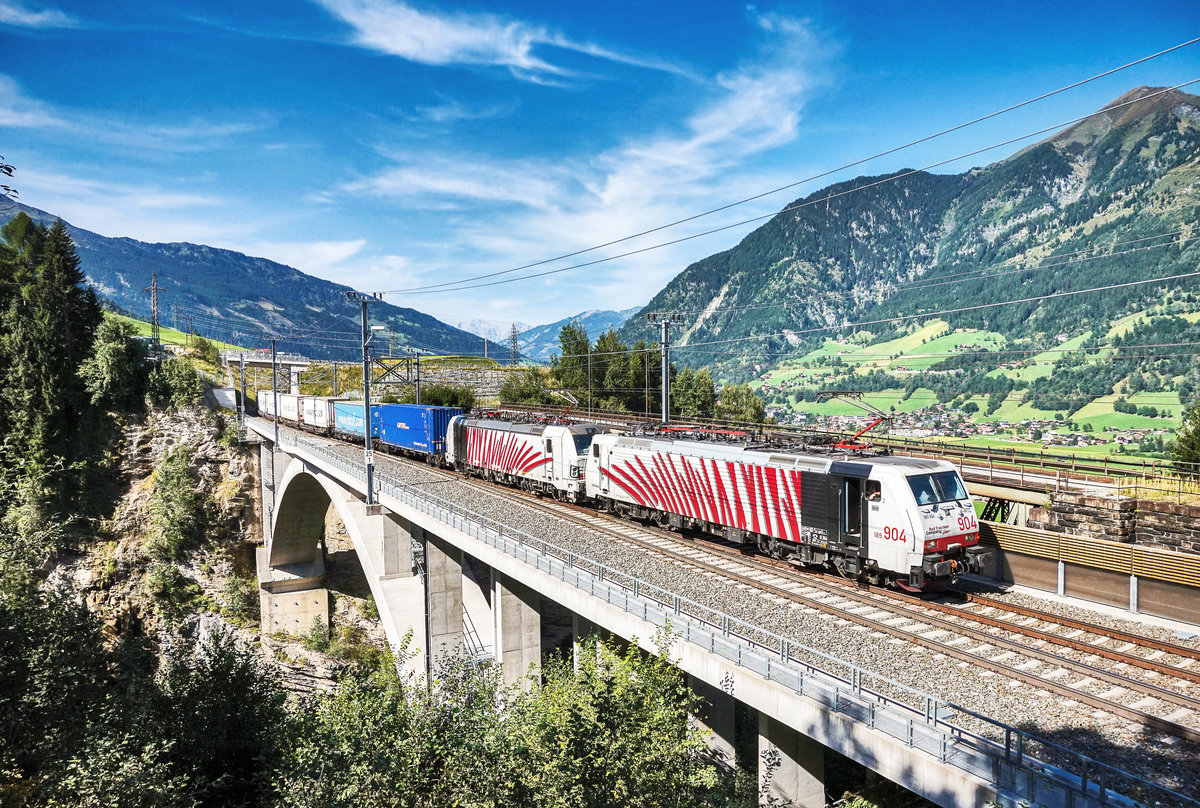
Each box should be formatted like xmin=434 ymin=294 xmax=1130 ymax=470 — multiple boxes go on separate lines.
xmin=0 ymin=203 xmax=506 ymax=361
xmin=619 ymin=87 xmax=1200 ymax=381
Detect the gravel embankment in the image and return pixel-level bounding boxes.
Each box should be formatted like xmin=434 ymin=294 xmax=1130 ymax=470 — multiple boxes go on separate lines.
xmin=293 ymin=429 xmax=1199 ymax=802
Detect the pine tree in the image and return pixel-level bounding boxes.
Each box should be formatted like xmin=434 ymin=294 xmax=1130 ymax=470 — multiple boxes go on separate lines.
xmin=0 ymin=218 xmax=102 ymax=516
xmin=1171 ymin=404 xmax=1200 ymax=471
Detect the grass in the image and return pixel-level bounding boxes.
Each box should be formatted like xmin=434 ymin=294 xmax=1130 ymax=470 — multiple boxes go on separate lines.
xmin=108 ymin=312 xmax=245 ymax=351
xmin=881 ymin=329 xmax=1007 ymax=372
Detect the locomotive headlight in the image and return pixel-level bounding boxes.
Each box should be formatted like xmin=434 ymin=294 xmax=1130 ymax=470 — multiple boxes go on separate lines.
xmin=570 ymin=465 xmax=581 ymax=478
xmin=925 ymin=540 xmax=937 ymax=552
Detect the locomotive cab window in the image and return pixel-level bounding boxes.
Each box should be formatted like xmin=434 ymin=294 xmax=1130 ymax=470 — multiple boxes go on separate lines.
xmin=592 ymin=444 xmax=600 ymax=458
xmin=907 ymin=471 xmax=967 ymax=505
xmin=866 ymin=480 xmax=881 ymax=502
xmin=573 ymin=434 xmax=594 ymax=454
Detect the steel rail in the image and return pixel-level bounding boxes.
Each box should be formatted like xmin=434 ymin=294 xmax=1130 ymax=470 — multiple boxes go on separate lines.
xmin=952 ymin=591 xmax=1200 ymax=662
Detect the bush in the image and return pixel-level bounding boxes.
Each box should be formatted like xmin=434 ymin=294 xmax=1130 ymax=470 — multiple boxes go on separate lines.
xmin=144 ymin=563 xmax=205 ymax=622
xmin=145 ymin=446 xmax=204 ymax=561
xmin=190 ymin=336 xmax=220 ymax=365
xmin=146 ymin=359 xmax=203 ymax=412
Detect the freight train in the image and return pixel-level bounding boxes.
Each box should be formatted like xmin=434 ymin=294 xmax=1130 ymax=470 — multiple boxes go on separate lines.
xmin=256 ymin=392 xmax=988 ymax=590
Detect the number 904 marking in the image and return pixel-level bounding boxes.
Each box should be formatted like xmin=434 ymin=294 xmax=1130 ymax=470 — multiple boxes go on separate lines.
xmin=883 ymin=526 xmax=907 ymax=542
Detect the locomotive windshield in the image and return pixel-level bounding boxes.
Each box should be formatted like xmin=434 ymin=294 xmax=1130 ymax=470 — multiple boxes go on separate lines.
xmin=573 ymin=434 xmax=595 ymax=455
xmin=906 ymin=471 xmax=967 ymax=505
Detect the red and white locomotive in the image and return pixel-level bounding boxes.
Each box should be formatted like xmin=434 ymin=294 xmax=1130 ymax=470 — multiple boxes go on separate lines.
xmin=446 ymin=413 xmax=988 ymax=591
xmin=587 ymin=432 xmax=987 ymax=590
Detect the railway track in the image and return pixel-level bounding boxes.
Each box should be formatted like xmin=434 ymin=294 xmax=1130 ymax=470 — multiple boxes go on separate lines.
xmin=446 ymin=469 xmax=1200 ymax=743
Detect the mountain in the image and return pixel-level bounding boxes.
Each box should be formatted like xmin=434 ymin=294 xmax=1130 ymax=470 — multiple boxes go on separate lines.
xmin=620 ymin=87 xmax=1200 ymax=381
xmin=0 ymin=202 xmax=506 ymax=361
xmin=454 ymin=319 xmax=530 ymax=345
xmin=519 ymin=307 xmax=642 ymax=361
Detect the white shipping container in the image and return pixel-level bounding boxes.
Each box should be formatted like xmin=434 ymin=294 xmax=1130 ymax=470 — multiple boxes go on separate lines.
xmin=302 ymin=397 xmax=338 ymax=429
xmin=256 ymin=390 xmax=276 ymax=417
xmin=278 ymin=393 xmax=300 ymax=424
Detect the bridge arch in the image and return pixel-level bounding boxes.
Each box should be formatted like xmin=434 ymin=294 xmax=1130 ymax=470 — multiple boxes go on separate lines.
xmin=267 ymin=456 xmax=424 ymax=654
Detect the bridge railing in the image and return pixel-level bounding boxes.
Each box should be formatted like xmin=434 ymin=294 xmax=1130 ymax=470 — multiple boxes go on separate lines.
xmin=258 ymin=420 xmax=1190 ymax=808
xmin=220 ymin=350 xmax=310 ymax=364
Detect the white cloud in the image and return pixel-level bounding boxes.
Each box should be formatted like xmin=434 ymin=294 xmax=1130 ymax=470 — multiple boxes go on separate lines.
xmin=311 ymin=0 xmax=690 ymax=80
xmin=0 ymin=74 xmax=268 ymax=152
xmin=412 ymin=96 xmax=517 ymax=124
xmin=219 ymin=239 xmax=368 ymax=280
xmin=0 ymin=1 xmax=75 ymax=28
xmin=0 ymin=75 xmax=67 ymax=128
xmin=340 ymin=15 xmax=823 ymax=326
xmin=344 ymin=155 xmax=566 ymax=211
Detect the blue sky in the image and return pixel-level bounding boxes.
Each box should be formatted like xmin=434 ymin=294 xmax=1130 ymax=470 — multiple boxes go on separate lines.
xmin=3 ymin=0 xmax=1199 ymax=332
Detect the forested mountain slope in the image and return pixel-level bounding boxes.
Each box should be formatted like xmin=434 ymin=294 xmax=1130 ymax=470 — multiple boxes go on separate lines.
xmin=0 ymin=203 xmax=503 ymax=360
xmin=620 ymin=87 xmax=1200 ymax=381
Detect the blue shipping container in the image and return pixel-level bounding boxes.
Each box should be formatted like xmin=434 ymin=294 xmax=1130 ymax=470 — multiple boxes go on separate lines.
xmin=333 ymin=401 xmax=381 ymax=439
xmin=377 ymin=404 xmax=463 ymax=455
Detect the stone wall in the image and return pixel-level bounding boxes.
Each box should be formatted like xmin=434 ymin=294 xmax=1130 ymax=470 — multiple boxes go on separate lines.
xmin=1133 ymin=499 xmax=1200 ymax=553
xmin=1026 ymin=491 xmax=1200 ymax=554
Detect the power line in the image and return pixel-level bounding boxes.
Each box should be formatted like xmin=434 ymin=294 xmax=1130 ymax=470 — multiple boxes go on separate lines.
xmin=379 ymin=40 xmax=1200 ymax=295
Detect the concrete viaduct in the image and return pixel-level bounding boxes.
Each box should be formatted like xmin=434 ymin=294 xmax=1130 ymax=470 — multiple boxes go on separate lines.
xmin=247 ymin=418 xmax=1132 ymax=808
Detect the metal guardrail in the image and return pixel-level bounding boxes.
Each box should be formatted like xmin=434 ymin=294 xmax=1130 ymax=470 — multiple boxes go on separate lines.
xmin=249 ymin=418 xmax=1193 ymax=808
xmin=221 ymin=350 xmax=311 ymax=364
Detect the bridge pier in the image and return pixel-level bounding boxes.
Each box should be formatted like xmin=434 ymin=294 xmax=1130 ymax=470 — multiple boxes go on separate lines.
xmin=759 ymin=714 xmax=825 ymax=808
xmin=689 ymin=675 xmax=738 ymax=770
xmin=492 ymin=571 xmax=541 ymax=686
xmin=424 ymin=529 xmax=465 ymax=671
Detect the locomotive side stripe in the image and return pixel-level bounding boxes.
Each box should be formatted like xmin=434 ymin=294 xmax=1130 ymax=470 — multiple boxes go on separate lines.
xmin=619 ymin=460 xmax=655 ymax=507
xmin=603 ymin=466 xmax=647 ymax=506
xmin=690 ymin=459 xmax=707 ymax=522
xmin=725 ymin=462 xmax=744 ymax=530
xmin=520 ymin=456 xmax=551 ymax=474
xmin=741 ymin=464 xmax=759 ymax=534
xmin=712 ymin=460 xmax=732 ymax=527
xmin=609 ymin=464 xmax=649 ymax=506
xmin=688 ymin=459 xmax=711 ymax=523
xmin=632 ymin=456 xmax=663 ymax=510
xmin=501 ymin=433 xmax=515 ymax=471
xmin=780 ymin=470 xmax=800 ymax=543
xmin=651 ymin=454 xmax=679 ymax=515
xmin=697 ymin=459 xmax=717 ymax=524
xmin=670 ymin=455 xmax=697 ymax=520
xmin=512 ymin=445 xmax=536 ymax=474
xmin=760 ymin=466 xmax=777 ymax=538
xmin=765 ymin=467 xmax=784 ymax=541
xmin=683 ymin=457 xmax=703 ymax=521
xmin=507 ymin=442 xmax=525 ymax=472
xmin=653 ymin=454 xmax=682 ymax=516
xmin=700 ymin=463 xmax=720 ymax=525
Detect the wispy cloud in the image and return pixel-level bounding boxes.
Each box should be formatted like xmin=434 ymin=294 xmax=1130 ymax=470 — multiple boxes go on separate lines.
xmin=412 ymin=95 xmax=517 ymax=124
xmin=0 ymin=74 xmax=269 ymax=152
xmin=0 ymin=1 xmax=76 ymax=28
xmin=15 ymin=165 xmax=231 ymax=245
xmin=311 ymin=0 xmax=690 ymax=80
xmin=343 ymin=14 xmax=825 ymax=322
